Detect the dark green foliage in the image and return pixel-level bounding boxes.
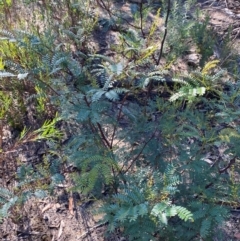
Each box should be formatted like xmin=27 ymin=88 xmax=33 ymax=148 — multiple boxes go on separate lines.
xmin=173 ymin=203 xmax=229 ymax=240
xmin=97 ymin=166 xmax=193 ymax=240
xmin=0 ymin=189 xmax=18 ymax=221
xmin=190 ymin=15 xmax=216 ymax=66
xmin=0 ymin=163 xmax=50 ymax=222
xmin=53 ymin=64 xmax=237 ymax=239
xmin=160 ymin=0 xmax=198 ymax=60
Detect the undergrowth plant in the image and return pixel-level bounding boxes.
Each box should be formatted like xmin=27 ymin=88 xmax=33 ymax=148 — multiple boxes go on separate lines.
xmin=0 ymin=114 xmax=63 ymax=221
xmin=169 ymin=60 xmax=223 ymax=103
xmin=161 ymin=0 xmax=198 ymax=61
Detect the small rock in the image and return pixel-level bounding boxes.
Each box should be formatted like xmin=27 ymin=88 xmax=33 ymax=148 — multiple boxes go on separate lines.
xmin=185 ymin=53 xmax=200 ymax=66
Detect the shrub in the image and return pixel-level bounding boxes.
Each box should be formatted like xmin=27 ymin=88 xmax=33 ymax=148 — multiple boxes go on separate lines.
xmin=0 ymin=1 xmax=239 ymax=240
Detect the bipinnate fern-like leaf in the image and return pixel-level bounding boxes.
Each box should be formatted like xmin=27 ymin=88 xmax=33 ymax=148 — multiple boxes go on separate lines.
xmin=175 ymin=206 xmax=194 ymax=222
xmin=125 ymin=219 xmax=156 ymax=241
xmin=67 ymin=57 xmax=82 ymax=77
xmin=115 ymin=202 xmax=149 ymax=223
xmin=74 ymin=155 xmax=118 ymax=194
xmin=209 ymin=206 xmax=228 ymax=223
xmin=128 ymin=205 xmax=139 ymax=222
xmin=193 ymin=209 xmax=207 ymax=220
xmin=151 ymin=202 xmax=193 ymax=225
xmin=164 ymin=164 xmax=177 ymax=179
xmin=0 ymin=71 xmax=28 ymax=80
xmin=0 ymin=187 xmax=13 ymax=203
xmin=0 ymin=72 xmax=15 ymax=78
xmin=109 ymin=62 xmax=123 ymax=76
xmin=89 ymin=54 xmax=115 ymax=65
xmin=138 ymin=202 xmax=148 ymax=217
xmin=171 ymin=83 xmax=205 ymax=101
xmin=90 ymin=87 xmax=128 ymax=102
xmin=5 ymin=60 xmax=25 ymax=74
xmin=151 ymin=202 xmax=170 ymax=225
xmin=0 ymin=196 xmax=18 ymax=221
xmin=105 ymin=89 xmax=120 ymax=101
xmin=34 ymin=190 xmax=48 ymax=199
xmin=113 ymin=193 xmax=132 ymax=205
xmin=142 ymin=70 xmax=167 ymax=88
xmin=200 ymin=219 xmax=211 ymax=238
xmin=182 ymin=203 xmax=229 ymax=240
xmin=51 ymin=173 xmax=65 ymax=184
xmin=165 ymin=205 xmax=178 ymax=217
xmin=114 ymin=188 xmax=145 ymax=205
xmin=90 ymin=89 xmax=106 ymax=102
xmin=62 ymin=28 xmax=86 ymax=46
xmin=0 ymin=29 xmax=16 ymax=42
xmin=115 ymin=206 xmax=129 ymax=223
xmin=201 ymin=60 xmax=219 ymax=75
xmin=143 ymin=76 xmax=165 ymax=88
xmin=170 ymin=86 xmax=206 ymax=102
xmin=162 ymin=164 xmax=181 ymax=195
xmin=62 ymin=30 xmax=79 ymax=42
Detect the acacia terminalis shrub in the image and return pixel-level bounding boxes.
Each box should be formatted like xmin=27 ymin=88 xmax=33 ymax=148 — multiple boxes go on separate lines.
xmin=0 ymin=0 xmax=239 ymax=240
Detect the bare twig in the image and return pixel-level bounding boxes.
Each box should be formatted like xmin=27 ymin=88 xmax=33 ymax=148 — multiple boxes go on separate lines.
xmin=78 ymin=222 xmax=108 ymax=239
xmin=219 ymin=158 xmax=235 ymax=174
xmin=122 ymin=129 xmax=156 ymax=174
xmin=96 ymin=0 xmax=113 ymax=19
xmin=96 ymin=0 xmax=142 ymax=30
xmin=0 ymin=119 xmax=3 ymax=149
xmin=156 ymin=0 xmax=171 ymax=65
xmin=110 ymin=93 xmax=129 ymax=148
xmin=83 ymin=96 xmax=111 ymax=149
xmin=96 ymin=122 xmax=111 ymax=149
xmin=139 ymin=0 xmax=145 ymax=38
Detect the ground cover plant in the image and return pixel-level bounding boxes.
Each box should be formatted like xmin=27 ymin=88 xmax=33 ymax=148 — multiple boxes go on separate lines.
xmin=0 ymin=0 xmax=240 ymax=240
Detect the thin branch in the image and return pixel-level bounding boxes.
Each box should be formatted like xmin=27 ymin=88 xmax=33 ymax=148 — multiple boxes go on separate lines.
xmin=156 ymin=0 xmax=171 ymax=65
xmin=83 ymin=96 xmax=111 ymax=149
xmin=110 ymin=93 xmax=129 ymax=148
xmin=96 ymin=122 xmax=111 ymax=149
xmin=96 ymin=0 xmax=113 ymax=20
xmin=0 ymin=119 xmax=3 ymax=150
xmin=79 ymin=222 xmax=108 ymax=239
xmin=96 ymin=0 xmax=142 ymax=30
xmin=219 ymin=158 xmax=235 ymax=174
xmin=122 ymin=129 xmax=156 ymax=174
xmin=139 ymin=0 xmax=145 ymax=38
